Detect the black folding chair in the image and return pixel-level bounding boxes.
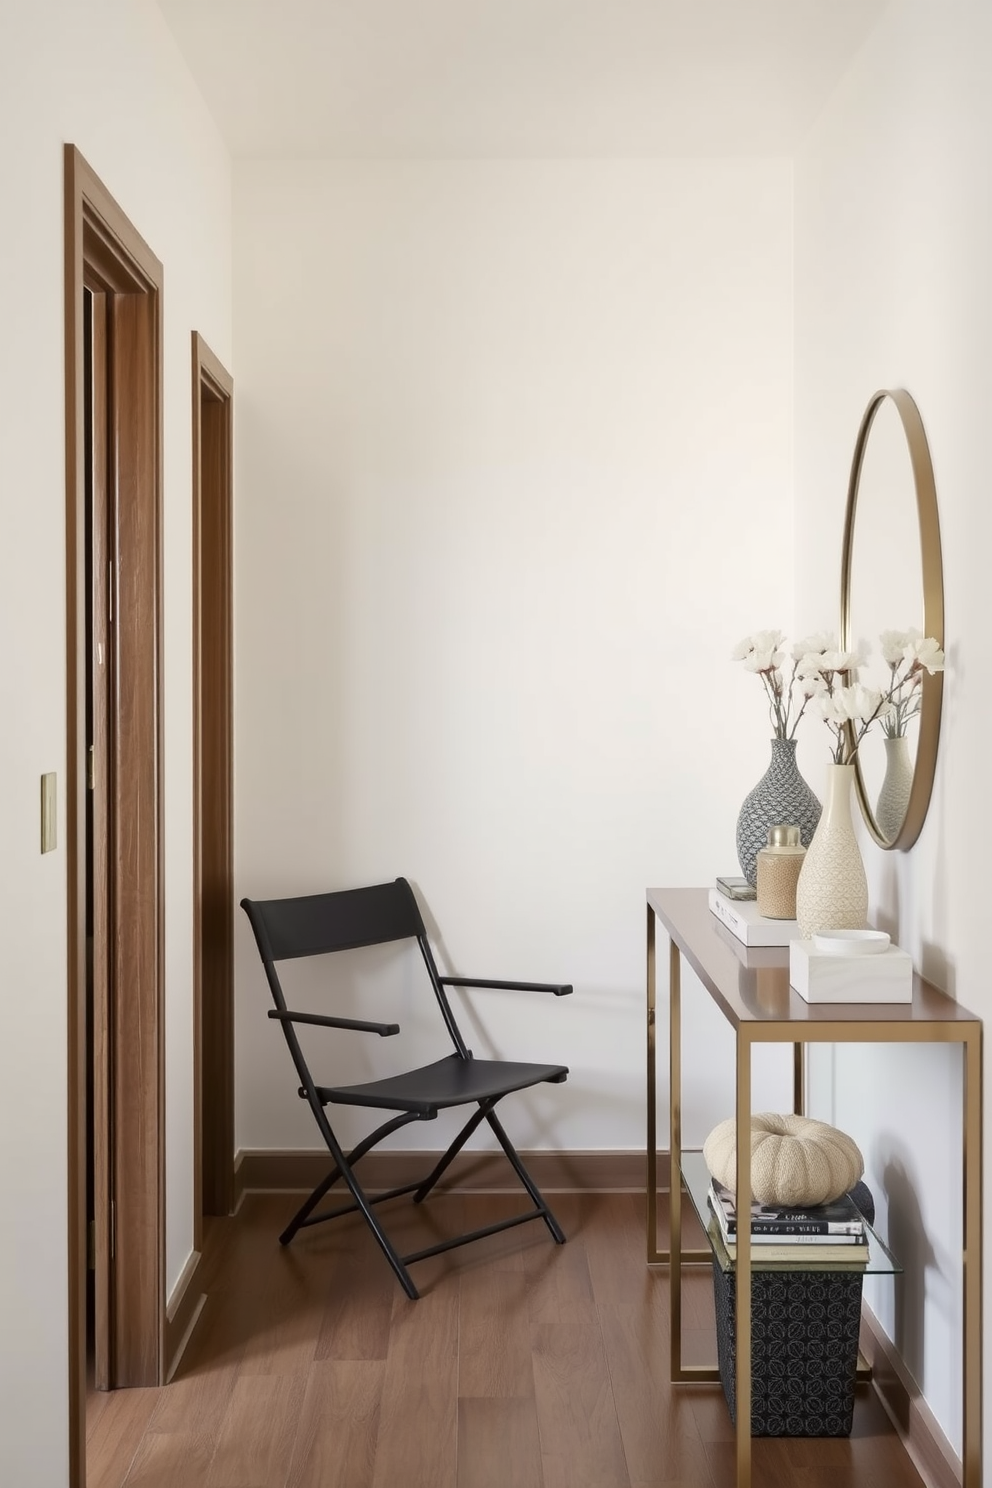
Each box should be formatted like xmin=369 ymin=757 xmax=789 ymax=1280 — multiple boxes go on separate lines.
xmin=240 ymin=876 xmax=572 ymax=1299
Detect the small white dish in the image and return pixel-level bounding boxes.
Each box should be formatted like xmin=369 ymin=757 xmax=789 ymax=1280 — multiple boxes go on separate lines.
xmin=812 ymin=929 xmax=891 ymax=957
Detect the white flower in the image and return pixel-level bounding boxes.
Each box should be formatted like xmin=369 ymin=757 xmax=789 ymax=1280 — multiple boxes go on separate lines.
xmin=836 ymin=683 xmax=886 ymax=722
xmin=879 ymin=628 xmax=919 ymax=665
xmin=797 ymin=673 xmax=828 ymax=699
xmin=795 ymin=652 xmax=829 ymax=679
xmin=744 ymin=646 xmax=785 ymax=673
xmin=731 ymin=630 xmax=785 ymax=666
xmin=817 ymin=641 xmax=869 ymax=675
xmin=907 ymin=635 xmax=945 ymax=674
xmin=792 ymin=631 xmax=836 ymax=661
xmin=732 ymin=624 xmax=946 ymax=754
xmin=733 ymin=628 xmax=811 ymax=739
xmin=875 ymin=629 xmax=944 ymax=736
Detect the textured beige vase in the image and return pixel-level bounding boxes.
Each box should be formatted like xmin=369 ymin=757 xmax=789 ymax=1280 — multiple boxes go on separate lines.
xmin=795 ymin=763 xmax=869 ymax=939
xmin=875 ymin=734 xmax=914 ymax=842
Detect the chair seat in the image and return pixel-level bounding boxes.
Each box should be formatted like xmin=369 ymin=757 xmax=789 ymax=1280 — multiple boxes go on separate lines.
xmin=316 ymin=1053 xmax=568 ymax=1116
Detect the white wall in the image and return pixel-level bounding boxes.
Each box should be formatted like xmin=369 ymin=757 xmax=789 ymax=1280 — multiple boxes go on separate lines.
xmin=13 ymin=1 xmax=981 ymax=1474
xmin=794 ymin=0 xmax=992 ymax=1462
xmin=0 ymin=3 xmax=231 ymax=1483
xmin=233 ymin=158 xmax=796 ymax=1158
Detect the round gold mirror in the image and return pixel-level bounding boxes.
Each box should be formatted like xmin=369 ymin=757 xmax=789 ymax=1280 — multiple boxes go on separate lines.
xmin=840 ymin=388 xmax=944 ymax=850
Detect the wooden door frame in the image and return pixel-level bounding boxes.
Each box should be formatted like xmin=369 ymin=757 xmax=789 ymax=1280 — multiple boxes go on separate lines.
xmin=191 ymin=331 xmax=235 ymax=1241
xmin=85 ymin=286 xmax=112 ymax=1392
xmin=65 ymin=143 xmax=165 ymax=1485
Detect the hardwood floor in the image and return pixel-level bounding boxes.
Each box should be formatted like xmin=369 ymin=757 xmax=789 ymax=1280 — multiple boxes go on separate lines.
xmin=86 ymin=1190 xmax=926 ymax=1488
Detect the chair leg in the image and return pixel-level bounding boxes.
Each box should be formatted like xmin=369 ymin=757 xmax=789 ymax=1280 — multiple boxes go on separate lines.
xmin=485 ymin=1109 xmax=566 ymax=1245
xmin=281 ymin=1106 xmax=426 ymax=1245
xmin=305 ymin=1104 xmax=421 ymax=1300
xmin=413 ymin=1098 xmax=496 ymax=1203
xmin=279 ymin=1162 xmax=343 ymax=1245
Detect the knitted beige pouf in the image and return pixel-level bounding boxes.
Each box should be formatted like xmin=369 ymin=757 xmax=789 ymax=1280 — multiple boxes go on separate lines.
xmin=702 ymin=1112 xmax=863 ymax=1206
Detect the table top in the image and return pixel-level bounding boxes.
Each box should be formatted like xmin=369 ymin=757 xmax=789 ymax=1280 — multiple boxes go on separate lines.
xmin=648 ymin=887 xmax=980 ymax=1034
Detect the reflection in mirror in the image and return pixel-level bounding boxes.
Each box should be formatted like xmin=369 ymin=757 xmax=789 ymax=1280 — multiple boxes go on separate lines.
xmin=847 ymin=399 xmax=921 ymax=837
xmin=840 ymin=390 xmax=944 ymax=850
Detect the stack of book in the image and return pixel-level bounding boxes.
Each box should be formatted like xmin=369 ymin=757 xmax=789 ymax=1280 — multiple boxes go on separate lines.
xmin=707 ymin=1177 xmax=870 ymax=1264
xmin=708 ymin=886 xmax=798 ymax=946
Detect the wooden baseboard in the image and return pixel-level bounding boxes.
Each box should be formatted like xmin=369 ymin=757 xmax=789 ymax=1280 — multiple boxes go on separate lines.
xmin=234 ymin=1148 xmax=645 ymax=1206
xmin=163 ymin=1247 xmax=206 ymax=1384
xmin=859 ymin=1303 xmax=961 ymax=1488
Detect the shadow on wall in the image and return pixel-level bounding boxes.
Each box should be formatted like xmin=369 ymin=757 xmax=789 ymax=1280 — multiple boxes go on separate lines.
xmin=881 ymin=1148 xmax=950 ymax=1389
xmin=868 ymin=739 xmax=956 ymax=1000
xmin=920 ymin=939 xmax=956 ymax=1002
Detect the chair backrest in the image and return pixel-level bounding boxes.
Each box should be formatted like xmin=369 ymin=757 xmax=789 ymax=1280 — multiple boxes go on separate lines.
xmin=243 ymin=877 xmax=426 ymax=965
xmin=241 ymin=876 xmax=470 ymax=1063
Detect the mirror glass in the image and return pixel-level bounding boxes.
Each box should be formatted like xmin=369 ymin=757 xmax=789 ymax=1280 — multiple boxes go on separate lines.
xmin=841 ymin=390 xmax=943 ymax=849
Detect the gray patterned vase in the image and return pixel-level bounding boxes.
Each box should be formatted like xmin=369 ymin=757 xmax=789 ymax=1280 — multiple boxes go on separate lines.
xmin=875 ymin=734 xmax=914 ymax=843
xmin=736 ymin=738 xmax=821 ymax=888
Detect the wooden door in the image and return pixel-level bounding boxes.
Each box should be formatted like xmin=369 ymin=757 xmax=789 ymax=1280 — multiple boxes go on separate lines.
xmin=192 ymin=332 xmax=235 ymax=1236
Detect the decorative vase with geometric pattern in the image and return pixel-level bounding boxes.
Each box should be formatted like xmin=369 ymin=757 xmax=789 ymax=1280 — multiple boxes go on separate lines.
xmin=736 ymin=738 xmax=822 ymax=888
xmin=795 ymin=764 xmax=869 ymax=939
xmin=875 ymin=735 xmax=914 ymax=843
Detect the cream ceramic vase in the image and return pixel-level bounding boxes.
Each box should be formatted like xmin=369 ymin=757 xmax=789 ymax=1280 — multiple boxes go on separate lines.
xmin=875 ymin=734 xmax=914 ymax=843
xmin=795 ymin=763 xmax=869 ymax=939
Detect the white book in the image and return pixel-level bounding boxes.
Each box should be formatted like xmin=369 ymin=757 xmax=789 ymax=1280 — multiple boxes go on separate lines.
xmin=708 ymin=887 xmax=798 ymax=946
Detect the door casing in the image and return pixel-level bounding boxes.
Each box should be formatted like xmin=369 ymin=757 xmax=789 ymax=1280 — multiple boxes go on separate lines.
xmin=65 ymin=143 xmax=165 ymax=1485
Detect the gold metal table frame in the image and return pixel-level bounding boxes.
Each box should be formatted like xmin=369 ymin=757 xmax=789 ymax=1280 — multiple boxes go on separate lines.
xmin=646 ymin=888 xmax=982 ymax=1488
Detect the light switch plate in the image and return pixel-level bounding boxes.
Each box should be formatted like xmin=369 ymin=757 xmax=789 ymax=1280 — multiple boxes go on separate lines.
xmin=41 ymin=772 xmax=57 ymax=853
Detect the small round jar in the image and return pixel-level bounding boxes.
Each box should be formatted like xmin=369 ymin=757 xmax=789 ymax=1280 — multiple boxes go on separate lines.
xmin=756 ymin=824 xmax=805 ymax=920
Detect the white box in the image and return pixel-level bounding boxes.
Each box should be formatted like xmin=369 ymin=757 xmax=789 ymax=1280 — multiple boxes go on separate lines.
xmin=789 ymin=939 xmax=914 ymax=1003
xmin=708 ymin=887 xmax=798 ymax=946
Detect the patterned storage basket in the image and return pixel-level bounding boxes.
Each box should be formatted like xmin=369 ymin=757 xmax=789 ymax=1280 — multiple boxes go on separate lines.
xmin=711 ymin=1182 xmax=873 ymax=1437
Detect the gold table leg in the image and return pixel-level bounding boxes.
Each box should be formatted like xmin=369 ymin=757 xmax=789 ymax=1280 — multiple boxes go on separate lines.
xmin=963 ymin=1026 xmax=983 ymax=1488
xmin=646 ymin=909 xmax=709 ymax=1270
xmin=735 ymin=1031 xmax=753 ymax=1488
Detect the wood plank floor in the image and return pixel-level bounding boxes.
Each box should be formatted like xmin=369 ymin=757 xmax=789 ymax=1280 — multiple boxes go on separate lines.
xmin=86 ymin=1190 xmax=926 ymax=1488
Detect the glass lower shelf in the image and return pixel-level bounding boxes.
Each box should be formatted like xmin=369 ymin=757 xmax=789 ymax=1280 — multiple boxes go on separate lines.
xmin=680 ymin=1150 xmax=902 ymax=1276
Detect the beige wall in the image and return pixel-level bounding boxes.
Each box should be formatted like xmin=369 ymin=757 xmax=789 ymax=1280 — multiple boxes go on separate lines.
xmin=794 ymin=0 xmax=992 ymax=1460
xmin=231 ymin=157 xmax=797 ymax=1161
xmin=0 ymin=2 xmax=231 ymax=1482
xmin=7 ymin=0 xmax=988 ymax=1478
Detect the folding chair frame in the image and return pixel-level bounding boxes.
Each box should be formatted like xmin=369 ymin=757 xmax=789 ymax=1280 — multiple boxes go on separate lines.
xmin=241 ymin=878 xmax=572 ymax=1299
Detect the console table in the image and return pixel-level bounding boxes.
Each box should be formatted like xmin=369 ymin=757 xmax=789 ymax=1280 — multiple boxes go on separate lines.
xmin=646 ymin=887 xmax=982 ymax=1488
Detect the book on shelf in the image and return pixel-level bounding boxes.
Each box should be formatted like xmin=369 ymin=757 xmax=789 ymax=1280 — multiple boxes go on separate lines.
xmin=706 ymin=1211 xmax=869 ymax=1266
xmin=711 ymin=917 xmax=787 ymax=971
xmin=708 ymin=1193 xmax=864 ymax=1251
xmin=715 ymin=875 xmax=756 ymax=901
xmin=708 ymin=1177 xmax=865 ymax=1237
xmin=707 ymin=887 xmax=798 ymax=946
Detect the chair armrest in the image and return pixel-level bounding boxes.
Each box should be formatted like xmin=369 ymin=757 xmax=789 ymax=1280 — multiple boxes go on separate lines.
xmin=267 ymin=1009 xmax=399 ymax=1036
xmin=439 ymin=977 xmax=573 ymax=998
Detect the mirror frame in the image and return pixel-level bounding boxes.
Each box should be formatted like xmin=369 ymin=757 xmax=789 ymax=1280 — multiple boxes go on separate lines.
xmin=840 ymin=388 xmax=944 ymax=851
